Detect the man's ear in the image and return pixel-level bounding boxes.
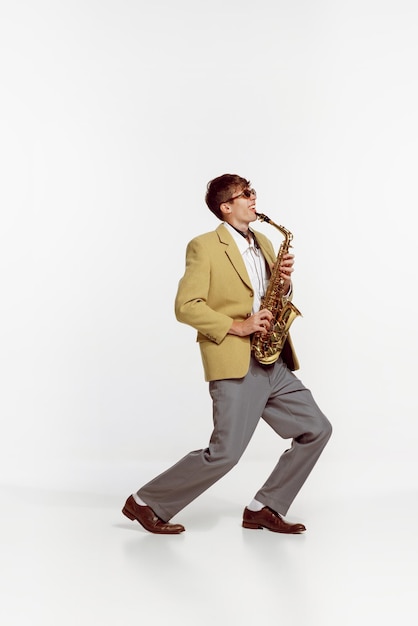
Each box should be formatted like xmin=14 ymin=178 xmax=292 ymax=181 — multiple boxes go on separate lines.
xmin=220 ymin=202 xmax=231 ymax=217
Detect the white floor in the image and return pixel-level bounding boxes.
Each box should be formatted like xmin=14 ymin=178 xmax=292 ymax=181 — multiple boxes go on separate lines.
xmin=1 ymin=460 xmax=417 ymax=626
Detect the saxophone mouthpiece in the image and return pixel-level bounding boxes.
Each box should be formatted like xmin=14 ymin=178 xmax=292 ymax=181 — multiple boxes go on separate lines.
xmin=255 ymin=212 xmax=271 ymax=223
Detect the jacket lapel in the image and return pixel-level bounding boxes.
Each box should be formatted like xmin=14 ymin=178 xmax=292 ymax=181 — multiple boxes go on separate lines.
xmin=216 ymin=224 xmax=253 ymax=290
xmin=256 ymin=237 xmax=276 ymax=272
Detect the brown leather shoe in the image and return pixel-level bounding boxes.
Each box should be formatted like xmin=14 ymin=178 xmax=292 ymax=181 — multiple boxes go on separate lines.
xmin=122 ymin=495 xmax=185 ymax=534
xmin=242 ymin=506 xmax=306 ymax=534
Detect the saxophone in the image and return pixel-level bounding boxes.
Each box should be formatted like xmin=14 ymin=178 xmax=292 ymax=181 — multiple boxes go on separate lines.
xmin=251 ymin=212 xmax=302 ymax=365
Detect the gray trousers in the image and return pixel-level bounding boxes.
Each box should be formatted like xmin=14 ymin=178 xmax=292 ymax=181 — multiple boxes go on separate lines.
xmin=137 ymin=357 xmax=332 ymax=522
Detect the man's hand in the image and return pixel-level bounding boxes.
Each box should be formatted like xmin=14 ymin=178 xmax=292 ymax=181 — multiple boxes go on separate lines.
xmin=278 ymin=253 xmax=294 ymax=294
xmin=228 ymin=309 xmax=273 ymax=337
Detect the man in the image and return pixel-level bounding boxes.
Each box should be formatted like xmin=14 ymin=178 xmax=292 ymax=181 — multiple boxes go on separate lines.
xmin=122 ymin=174 xmax=332 ymax=534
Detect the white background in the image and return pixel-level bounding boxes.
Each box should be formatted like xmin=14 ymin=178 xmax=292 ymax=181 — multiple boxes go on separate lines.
xmin=2 ymin=3 xmax=418 ymax=626
xmin=1 ymin=0 xmax=417 ymax=498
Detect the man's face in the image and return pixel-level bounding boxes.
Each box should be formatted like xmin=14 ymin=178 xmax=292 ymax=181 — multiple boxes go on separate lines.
xmin=222 ymin=187 xmax=257 ymax=227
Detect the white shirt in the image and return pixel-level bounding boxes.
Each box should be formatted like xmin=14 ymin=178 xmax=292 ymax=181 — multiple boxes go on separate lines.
xmin=224 ymin=222 xmax=269 ymax=314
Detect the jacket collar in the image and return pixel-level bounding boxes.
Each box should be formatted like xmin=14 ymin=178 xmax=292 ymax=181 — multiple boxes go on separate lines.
xmin=215 ymin=223 xmax=253 ymax=290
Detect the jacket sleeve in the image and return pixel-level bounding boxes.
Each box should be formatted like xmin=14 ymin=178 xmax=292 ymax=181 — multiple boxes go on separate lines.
xmin=174 ymin=237 xmax=233 ymax=344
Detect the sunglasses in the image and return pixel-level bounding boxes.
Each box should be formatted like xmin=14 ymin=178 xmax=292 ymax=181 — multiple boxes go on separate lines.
xmin=225 ymin=188 xmax=257 ymax=202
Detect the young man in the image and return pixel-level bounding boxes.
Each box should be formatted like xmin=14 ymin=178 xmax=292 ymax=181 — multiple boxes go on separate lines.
xmin=122 ymin=174 xmax=332 ymax=534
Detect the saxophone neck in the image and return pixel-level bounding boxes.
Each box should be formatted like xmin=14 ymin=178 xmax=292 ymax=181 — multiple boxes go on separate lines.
xmin=255 ymin=212 xmax=293 ymax=244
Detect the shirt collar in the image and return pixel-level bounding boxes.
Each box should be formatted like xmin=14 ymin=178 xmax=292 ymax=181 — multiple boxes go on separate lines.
xmin=223 ymin=222 xmax=259 ymax=253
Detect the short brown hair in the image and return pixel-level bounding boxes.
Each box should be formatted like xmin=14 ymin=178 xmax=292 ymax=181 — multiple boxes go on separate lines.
xmin=205 ymin=174 xmax=250 ymax=220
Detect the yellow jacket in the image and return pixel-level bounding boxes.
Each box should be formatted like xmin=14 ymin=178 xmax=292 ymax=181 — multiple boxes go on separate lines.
xmin=175 ymin=223 xmax=299 ymax=381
